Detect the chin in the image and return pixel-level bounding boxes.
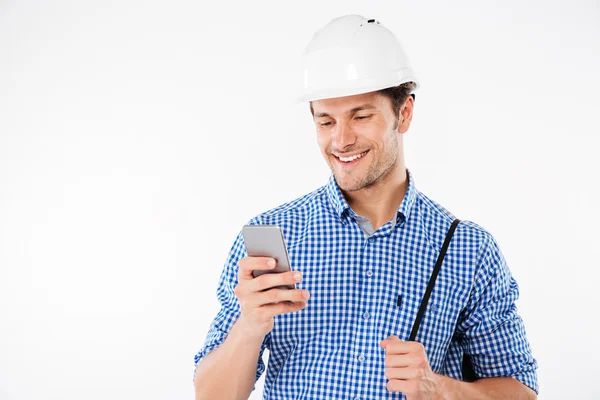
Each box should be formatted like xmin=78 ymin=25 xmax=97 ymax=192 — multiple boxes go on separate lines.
xmin=332 ymin=173 xmax=367 ymax=192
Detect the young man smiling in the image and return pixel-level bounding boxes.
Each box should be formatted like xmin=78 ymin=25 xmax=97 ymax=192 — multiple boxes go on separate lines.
xmin=311 ymin=88 xmax=413 ymax=233
xmin=194 ymin=15 xmax=538 ymax=400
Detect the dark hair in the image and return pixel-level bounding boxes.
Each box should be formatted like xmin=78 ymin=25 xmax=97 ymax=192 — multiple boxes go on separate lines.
xmin=376 ymin=81 xmax=416 ymax=120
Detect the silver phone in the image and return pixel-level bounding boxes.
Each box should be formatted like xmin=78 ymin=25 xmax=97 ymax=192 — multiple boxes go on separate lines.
xmin=242 ymin=225 xmax=295 ymax=290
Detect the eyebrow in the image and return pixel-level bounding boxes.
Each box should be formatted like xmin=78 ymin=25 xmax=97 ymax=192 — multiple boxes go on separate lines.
xmin=313 ymin=103 xmax=378 ymax=119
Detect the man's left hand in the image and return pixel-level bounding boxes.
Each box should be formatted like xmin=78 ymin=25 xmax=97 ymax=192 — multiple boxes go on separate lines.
xmin=380 ymin=335 xmax=444 ymax=400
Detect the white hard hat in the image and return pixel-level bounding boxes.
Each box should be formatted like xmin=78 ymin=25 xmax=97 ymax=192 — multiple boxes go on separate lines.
xmin=296 ymin=14 xmax=419 ymax=103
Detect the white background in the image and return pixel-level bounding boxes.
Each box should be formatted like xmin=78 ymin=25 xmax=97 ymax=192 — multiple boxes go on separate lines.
xmin=1 ymin=1 xmax=599 ymax=399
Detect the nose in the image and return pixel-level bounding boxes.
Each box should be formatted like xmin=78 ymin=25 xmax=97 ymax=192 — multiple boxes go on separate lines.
xmin=331 ymin=119 xmax=356 ymax=151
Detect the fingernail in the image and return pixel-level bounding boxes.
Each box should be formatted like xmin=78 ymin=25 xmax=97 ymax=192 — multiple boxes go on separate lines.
xmin=294 ymin=272 xmax=302 ymax=281
xmin=268 ymin=259 xmax=276 ymax=268
xmin=303 ymin=290 xmax=310 ymax=299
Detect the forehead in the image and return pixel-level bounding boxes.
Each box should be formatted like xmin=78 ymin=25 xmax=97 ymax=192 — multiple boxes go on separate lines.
xmin=311 ymin=91 xmax=389 ymax=118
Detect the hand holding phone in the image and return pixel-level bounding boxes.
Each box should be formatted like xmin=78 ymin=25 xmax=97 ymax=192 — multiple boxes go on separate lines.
xmin=233 ymin=225 xmax=310 ymax=338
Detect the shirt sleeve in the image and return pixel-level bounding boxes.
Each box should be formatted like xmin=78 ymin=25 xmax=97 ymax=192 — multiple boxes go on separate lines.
xmin=455 ymin=232 xmax=539 ymax=395
xmin=192 ymin=226 xmax=271 ymax=392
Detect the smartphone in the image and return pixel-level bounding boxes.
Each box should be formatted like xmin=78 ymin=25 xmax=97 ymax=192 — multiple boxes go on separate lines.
xmin=242 ymin=224 xmax=295 ymax=290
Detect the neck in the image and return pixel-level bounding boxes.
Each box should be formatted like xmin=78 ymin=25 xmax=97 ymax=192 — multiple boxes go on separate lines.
xmin=342 ymin=163 xmax=408 ymax=231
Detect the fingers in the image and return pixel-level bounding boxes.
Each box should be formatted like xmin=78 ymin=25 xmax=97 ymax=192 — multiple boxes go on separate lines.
xmin=234 ymin=256 xmax=310 ymax=338
xmin=384 ymin=366 xmax=422 ymax=380
xmin=260 ymin=300 xmax=308 ymax=319
xmin=249 ymin=287 xmax=310 ymax=308
xmin=381 ymin=338 xmax=423 ymax=355
xmin=236 ymin=257 xmax=305 ymax=296
xmin=238 ymin=256 xmax=276 ymax=281
xmin=235 ymin=256 xmax=310 ymax=309
xmin=251 ymin=270 xmax=303 ymax=293
xmin=386 ymin=378 xmax=418 ymax=394
xmin=384 ymin=354 xmax=423 ymax=368
xmin=382 ymin=335 xmax=402 ymax=342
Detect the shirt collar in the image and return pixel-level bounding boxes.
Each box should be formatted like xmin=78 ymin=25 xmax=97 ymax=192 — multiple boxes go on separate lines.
xmin=325 ymin=167 xmax=418 ymax=225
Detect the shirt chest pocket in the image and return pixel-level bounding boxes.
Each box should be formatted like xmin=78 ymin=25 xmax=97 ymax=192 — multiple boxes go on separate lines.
xmin=416 ymin=288 xmax=463 ymax=336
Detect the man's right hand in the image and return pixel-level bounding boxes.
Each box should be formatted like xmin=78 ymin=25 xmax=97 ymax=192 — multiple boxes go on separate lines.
xmin=234 ymin=257 xmax=310 ymax=339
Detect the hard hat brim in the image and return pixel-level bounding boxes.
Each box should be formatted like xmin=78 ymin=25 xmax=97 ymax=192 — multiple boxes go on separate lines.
xmin=294 ymin=72 xmax=419 ymax=103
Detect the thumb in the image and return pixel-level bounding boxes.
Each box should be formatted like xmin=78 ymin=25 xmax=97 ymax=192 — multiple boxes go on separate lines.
xmin=380 ymin=335 xmax=403 ymax=347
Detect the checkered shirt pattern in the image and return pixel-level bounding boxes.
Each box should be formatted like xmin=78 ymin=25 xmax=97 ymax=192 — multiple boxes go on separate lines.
xmin=193 ymin=168 xmax=539 ymax=399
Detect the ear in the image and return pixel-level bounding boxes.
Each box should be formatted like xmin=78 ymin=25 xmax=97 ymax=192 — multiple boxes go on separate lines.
xmin=397 ymin=96 xmax=414 ymax=134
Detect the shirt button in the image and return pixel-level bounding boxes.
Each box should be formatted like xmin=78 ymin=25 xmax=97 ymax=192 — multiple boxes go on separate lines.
xmin=358 ymin=354 xmax=365 ymax=362
xmin=366 ymin=270 xmax=373 ymax=277
xmin=363 ymin=311 xmax=370 ymax=319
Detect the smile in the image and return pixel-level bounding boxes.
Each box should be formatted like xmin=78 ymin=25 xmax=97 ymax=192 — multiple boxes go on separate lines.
xmin=335 ymin=151 xmax=369 ymax=163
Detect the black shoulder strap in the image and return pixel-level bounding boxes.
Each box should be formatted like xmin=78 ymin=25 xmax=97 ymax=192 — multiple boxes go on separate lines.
xmin=409 ymin=218 xmax=460 ymax=341
xmin=406 ymin=218 xmax=478 ymax=382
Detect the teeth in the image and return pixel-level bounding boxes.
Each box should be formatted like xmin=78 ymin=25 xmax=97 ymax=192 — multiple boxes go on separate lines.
xmin=339 ymin=151 xmax=367 ymax=162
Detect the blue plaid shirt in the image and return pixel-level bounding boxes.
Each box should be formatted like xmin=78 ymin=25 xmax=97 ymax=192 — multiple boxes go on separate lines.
xmin=194 ymin=168 xmax=539 ymax=399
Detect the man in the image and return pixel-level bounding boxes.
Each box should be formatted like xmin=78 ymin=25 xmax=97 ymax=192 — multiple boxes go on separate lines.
xmin=193 ymin=14 xmax=538 ymax=400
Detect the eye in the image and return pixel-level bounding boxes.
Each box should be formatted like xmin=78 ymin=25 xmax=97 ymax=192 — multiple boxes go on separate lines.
xmin=355 ymin=115 xmax=372 ymax=120
xmin=319 ymin=121 xmax=333 ymax=127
